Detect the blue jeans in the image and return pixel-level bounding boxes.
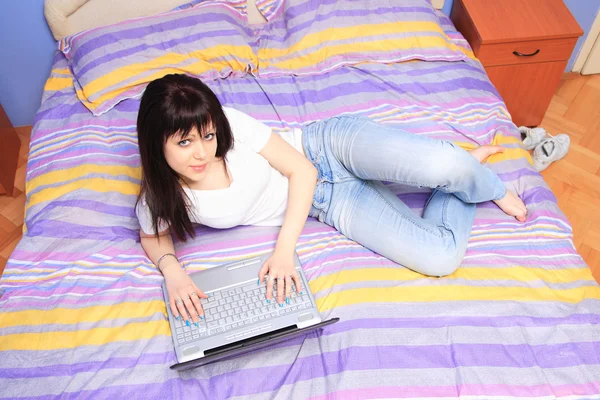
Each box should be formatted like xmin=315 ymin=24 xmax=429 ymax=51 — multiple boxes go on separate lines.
xmin=301 ymin=116 xmax=507 ymax=277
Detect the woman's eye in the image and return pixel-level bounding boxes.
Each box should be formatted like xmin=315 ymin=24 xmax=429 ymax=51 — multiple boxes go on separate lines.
xmin=178 ymin=139 xmax=191 ymax=147
xmin=204 ymin=133 xmax=215 ymax=140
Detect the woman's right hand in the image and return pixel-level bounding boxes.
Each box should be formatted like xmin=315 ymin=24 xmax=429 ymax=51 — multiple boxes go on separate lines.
xmin=162 ymin=264 xmax=208 ymax=325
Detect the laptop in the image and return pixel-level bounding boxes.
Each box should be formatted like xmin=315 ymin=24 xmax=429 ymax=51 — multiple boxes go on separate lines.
xmin=163 ymin=251 xmax=339 ymax=371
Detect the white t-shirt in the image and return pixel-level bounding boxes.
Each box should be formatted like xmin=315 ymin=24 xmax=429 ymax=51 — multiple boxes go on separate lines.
xmin=136 ymin=107 xmax=304 ymax=234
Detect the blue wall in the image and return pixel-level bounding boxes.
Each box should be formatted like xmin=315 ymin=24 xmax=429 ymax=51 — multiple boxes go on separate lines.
xmin=0 ymin=0 xmax=599 ymax=127
xmin=564 ymin=0 xmax=600 ymax=70
xmin=442 ymin=0 xmax=600 ymax=71
xmin=0 ymin=0 xmax=56 ymax=127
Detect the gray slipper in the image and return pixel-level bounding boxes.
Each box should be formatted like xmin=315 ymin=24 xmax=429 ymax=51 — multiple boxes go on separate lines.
xmin=519 ymin=126 xmax=547 ymax=151
xmin=532 ymin=134 xmax=570 ymax=172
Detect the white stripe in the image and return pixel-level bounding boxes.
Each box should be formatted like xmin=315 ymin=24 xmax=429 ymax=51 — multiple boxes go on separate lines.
xmin=463 ymin=253 xmax=581 ymax=260
xmin=27 ymin=152 xmax=138 ymax=176
xmin=467 ymin=237 xmax=571 ymax=248
xmin=31 ymin=125 xmax=136 ymax=146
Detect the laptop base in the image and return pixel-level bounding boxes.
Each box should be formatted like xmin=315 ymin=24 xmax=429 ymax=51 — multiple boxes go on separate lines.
xmin=171 ymin=318 xmax=340 ymax=371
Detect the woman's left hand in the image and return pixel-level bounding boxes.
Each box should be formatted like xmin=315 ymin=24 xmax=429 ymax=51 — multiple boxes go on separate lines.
xmin=258 ymin=251 xmax=303 ymax=305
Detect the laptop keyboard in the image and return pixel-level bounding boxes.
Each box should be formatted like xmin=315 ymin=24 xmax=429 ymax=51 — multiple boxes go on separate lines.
xmin=172 ymin=280 xmax=314 ymax=345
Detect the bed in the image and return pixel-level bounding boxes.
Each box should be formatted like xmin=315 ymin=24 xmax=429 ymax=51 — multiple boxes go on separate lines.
xmin=1 ymin=0 xmax=600 ymax=398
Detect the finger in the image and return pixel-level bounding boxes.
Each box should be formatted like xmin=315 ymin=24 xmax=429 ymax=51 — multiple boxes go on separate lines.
xmin=195 ymin=285 xmax=209 ymax=299
xmin=188 ymin=288 xmax=204 ymax=320
xmin=175 ymin=297 xmax=189 ymax=325
xmin=277 ymin=274 xmax=285 ymax=305
xmin=182 ymin=294 xmax=198 ymax=324
xmin=266 ymin=274 xmax=274 ymax=302
xmin=284 ymin=275 xmax=292 ymax=305
xmin=169 ymin=298 xmax=181 ymax=321
xmin=291 ymin=272 xmax=302 ymax=294
xmin=258 ymin=263 xmax=269 ymax=287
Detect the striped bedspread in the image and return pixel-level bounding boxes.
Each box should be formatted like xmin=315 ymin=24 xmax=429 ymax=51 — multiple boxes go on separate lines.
xmin=1 ymin=2 xmax=599 ymax=399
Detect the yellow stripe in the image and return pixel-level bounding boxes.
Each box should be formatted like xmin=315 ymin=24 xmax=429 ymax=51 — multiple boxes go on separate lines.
xmin=309 ymin=266 xmax=596 ymax=295
xmin=27 ymin=165 xmax=140 ymax=194
xmin=259 ymin=22 xmax=471 ymax=59
xmin=43 ymin=77 xmax=73 ymax=92
xmin=455 ymin=134 xmax=531 ymax=164
xmin=263 ymin=36 xmax=473 ymax=71
xmin=0 ymin=321 xmax=170 ymax=351
xmin=82 ymin=46 xmax=255 ymax=99
xmin=54 ymin=68 xmax=71 ymax=75
xmin=26 ymin=178 xmax=140 ymax=210
xmin=315 ymin=285 xmax=600 ymax=312
xmin=1 ymin=300 xmax=165 ymax=328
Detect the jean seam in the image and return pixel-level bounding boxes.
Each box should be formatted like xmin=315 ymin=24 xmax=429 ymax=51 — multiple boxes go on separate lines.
xmin=362 ymin=182 xmax=447 ymax=239
xmin=440 ymin=192 xmax=451 ymax=236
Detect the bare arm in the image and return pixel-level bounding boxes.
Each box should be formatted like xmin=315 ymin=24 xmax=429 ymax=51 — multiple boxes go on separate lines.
xmin=140 ymin=229 xmax=207 ymax=324
xmin=258 ymin=132 xmax=317 ymax=303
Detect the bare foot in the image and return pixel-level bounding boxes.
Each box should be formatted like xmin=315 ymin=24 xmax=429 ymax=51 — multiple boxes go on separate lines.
xmin=469 ymin=145 xmax=505 ymax=164
xmin=493 ymin=190 xmax=528 ymax=222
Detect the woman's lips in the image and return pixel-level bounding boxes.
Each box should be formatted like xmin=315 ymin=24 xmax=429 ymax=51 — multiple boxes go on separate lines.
xmin=190 ymin=164 xmax=207 ymax=172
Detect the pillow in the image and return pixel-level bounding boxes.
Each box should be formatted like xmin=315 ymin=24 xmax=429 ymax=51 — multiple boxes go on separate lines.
xmin=257 ymin=0 xmax=474 ymax=78
xmin=59 ymin=1 xmax=258 ymax=116
xmin=255 ymin=0 xmax=285 ymax=21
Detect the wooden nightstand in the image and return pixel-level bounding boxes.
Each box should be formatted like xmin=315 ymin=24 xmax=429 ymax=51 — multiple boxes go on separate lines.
xmin=0 ymin=104 xmax=21 ymax=197
xmin=451 ymin=0 xmax=583 ymax=127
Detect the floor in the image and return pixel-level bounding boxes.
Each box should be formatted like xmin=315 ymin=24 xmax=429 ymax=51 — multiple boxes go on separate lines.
xmin=0 ymin=73 xmax=599 ymax=283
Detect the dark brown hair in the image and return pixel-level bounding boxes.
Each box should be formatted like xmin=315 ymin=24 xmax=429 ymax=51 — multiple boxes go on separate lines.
xmin=136 ymin=74 xmax=233 ymax=241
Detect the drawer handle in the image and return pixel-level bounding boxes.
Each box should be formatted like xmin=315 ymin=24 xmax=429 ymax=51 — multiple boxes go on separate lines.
xmin=513 ymin=49 xmax=540 ymax=57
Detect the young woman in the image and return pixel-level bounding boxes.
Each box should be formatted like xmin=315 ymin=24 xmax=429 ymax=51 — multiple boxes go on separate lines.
xmin=136 ymin=74 xmax=527 ymax=326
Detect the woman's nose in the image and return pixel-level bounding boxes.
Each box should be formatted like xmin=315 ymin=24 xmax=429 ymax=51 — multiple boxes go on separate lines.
xmin=193 ymin=143 xmax=206 ymax=159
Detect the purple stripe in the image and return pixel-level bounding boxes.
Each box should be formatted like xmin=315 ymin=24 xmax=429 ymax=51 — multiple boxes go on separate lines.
xmin=27 ymin=200 xmax=135 ymax=226
xmin=33 ymin=119 xmax=135 ymax=138
xmin=217 ymin=77 xmax=497 ymax=108
xmin=283 ymin=0 xmax=435 ymax=23
xmin=71 ymin=8 xmax=251 ymax=62
xmin=522 ymin=186 xmax=558 ymax=204
xmin=496 ymin=168 xmax=539 ymax=181
xmin=77 ymin=27 xmax=251 ymax=78
xmin=28 ymin=147 xmax=139 ymax=170
xmin=1 ymin=282 xmax=157 ymax=300
xmin=9 ymin=244 xmax=147 ymax=263
xmin=35 ymin=97 xmax=139 ymax=122
xmin=268 ymin=5 xmax=439 ymax=41
xmin=261 ymin=50 xmax=466 ymax=77
xmin=467 ymin=242 xmax=577 ymax=253
xmin=2 ymin=340 xmax=599 ymax=384
xmin=34 ymin=101 xmax=90 ymax=123
xmin=27 ymin=220 xmax=138 ymax=241
xmin=234 ymin=61 xmax=481 ymax=86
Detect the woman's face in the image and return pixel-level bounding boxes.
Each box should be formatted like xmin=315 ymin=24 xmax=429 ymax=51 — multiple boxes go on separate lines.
xmin=163 ymin=123 xmax=218 ymax=187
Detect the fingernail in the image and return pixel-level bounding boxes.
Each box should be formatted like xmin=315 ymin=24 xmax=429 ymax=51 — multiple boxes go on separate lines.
xmin=266 ymin=299 xmax=270 ymax=304
xmin=175 ymin=315 xmax=180 ymax=320
xmin=300 ymin=291 xmax=304 ymax=295
xmin=200 ymin=316 xmax=204 ymax=320
xmin=279 ymin=303 xmax=283 ymax=307
xmin=186 ymin=320 xmax=191 ymax=327
xmin=257 ymin=278 xmax=260 ymax=286
xmin=194 ymin=322 xmax=199 ymax=328
xmin=286 ymin=297 xmax=290 ymax=304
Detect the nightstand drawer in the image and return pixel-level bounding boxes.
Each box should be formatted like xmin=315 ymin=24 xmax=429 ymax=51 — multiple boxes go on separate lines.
xmin=477 ymin=37 xmax=579 ymax=67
